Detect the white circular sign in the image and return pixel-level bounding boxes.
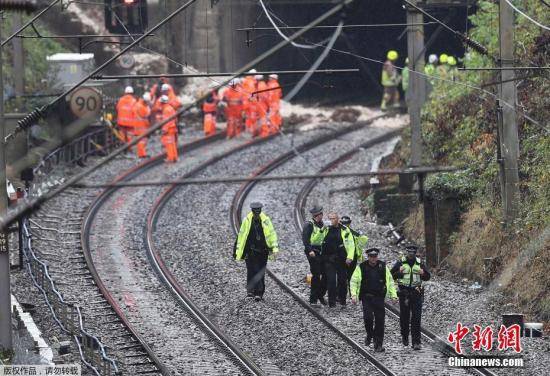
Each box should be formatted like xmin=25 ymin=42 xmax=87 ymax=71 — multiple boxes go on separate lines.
xmin=70 ymin=87 xmax=103 ymax=119
xmin=119 ymin=54 xmax=136 ymax=69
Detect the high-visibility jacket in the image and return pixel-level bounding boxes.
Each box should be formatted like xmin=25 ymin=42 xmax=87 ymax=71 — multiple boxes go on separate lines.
xmin=345 ymin=227 xmax=368 ymax=262
xmin=402 ymin=67 xmax=409 ymax=92
xmin=381 ymin=60 xmax=400 ymax=87
xmin=161 ymin=104 xmax=177 ymax=135
xmin=242 ymin=76 xmax=257 ymax=100
xmin=134 ymin=99 xmax=151 ymax=128
xmin=116 ymin=94 xmax=137 ymax=127
xmin=224 ymin=87 xmax=243 ymax=106
xmin=202 ymin=101 xmax=217 ymax=114
xmin=267 ymin=79 xmax=282 ymax=103
xmin=424 ymin=63 xmax=436 ymax=76
xmin=350 ymin=261 xmax=397 ymax=299
xmin=309 ymin=220 xmax=328 ymax=247
xmin=235 ymin=212 xmax=279 ymax=261
xmin=257 ymin=81 xmax=269 ymax=106
xmin=341 ymin=227 xmax=356 ymax=260
xmin=398 ymin=256 xmax=423 ymax=287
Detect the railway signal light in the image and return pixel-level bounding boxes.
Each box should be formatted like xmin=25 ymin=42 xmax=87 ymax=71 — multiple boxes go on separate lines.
xmin=105 ymin=0 xmax=148 ymax=34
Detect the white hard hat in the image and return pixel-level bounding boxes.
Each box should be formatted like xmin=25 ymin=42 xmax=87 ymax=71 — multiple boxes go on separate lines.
xmin=161 ymin=83 xmax=170 ymax=92
xmin=124 ymin=86 xmax=134 ymax=94
xmin=160 ymin=95 xmax=169 ymax=103
xmin=248 ymin=69 xmax=257 ymax=74
xmin=428 ymin=54 xmax=438 ymax=64
xmin=269 ymin=74 xmax=278 ymax=79
xmin=254 ymin=75 xmax=264 ymax=80
xmin=142 ymin=92 xmax=151 ymax=101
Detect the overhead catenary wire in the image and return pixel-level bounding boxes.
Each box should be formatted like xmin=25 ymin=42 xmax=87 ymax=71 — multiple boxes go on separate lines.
xmin=284 ymin=21 xmax=344 ymax=101
xmin=236 ymin=22 xmax=438 ymax=31
xmin=0 ymin=0 xmax=357 ymax=231
xmin=504 ymin=0 xmax=550 ymax=31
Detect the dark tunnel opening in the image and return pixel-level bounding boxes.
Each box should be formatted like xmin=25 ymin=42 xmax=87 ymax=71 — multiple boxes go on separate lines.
xmin=249 ymin=1 xmax=475 ymax=106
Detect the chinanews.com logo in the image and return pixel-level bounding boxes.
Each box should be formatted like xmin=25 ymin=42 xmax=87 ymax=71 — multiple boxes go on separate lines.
xmin=447 ymin=322 xmax=524 ymax=368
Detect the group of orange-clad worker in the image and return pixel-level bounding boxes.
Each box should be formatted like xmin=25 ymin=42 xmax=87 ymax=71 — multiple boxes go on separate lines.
xmin=115 ymin=71 xmax=283 ymax=163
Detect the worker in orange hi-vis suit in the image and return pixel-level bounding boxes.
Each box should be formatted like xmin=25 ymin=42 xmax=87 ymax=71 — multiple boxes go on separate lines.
xmin=267 ymin=74 xmax=283 ymax=133
xmin=150 ymin=76 xmax=175 ymax=102
xmin=235 ymin=78 xmax=246 ymax=134
xmin=242 ymin=69 xmax=258 ymax=133
xmin=116 ymin=86 xmax=138 ymax=145
xmin=159 ymin=95 xmax=179 ymax=163
xmin=202 ymin=93 xmax=218 ymax=137
xmin=247 ymin=95 xmax=267 ymax=138
xmin=222 ymin=80 xmax=243 ymax=139
xmin=133 ymin=92 xmax=152 ymax=158
xmin=152 ymin=84 xmax=181 ymax=121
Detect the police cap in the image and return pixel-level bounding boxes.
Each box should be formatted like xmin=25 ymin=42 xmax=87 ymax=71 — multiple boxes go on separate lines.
xmin=309 ymin=205 xmax=323 ymax=216
xmin=405 ymin=245 xmax=419 ymax=253
xmin=340 ymin=216 xmax=351 ymax=225
xmin=366 ymin=248 xmax=380 ymax=256
xmin=250 ymin=202 xmax=263 ymax=210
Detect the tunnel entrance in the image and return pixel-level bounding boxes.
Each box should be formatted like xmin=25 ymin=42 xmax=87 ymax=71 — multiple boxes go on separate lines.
xmin=243 ymin=0 xmax=474 ymax=105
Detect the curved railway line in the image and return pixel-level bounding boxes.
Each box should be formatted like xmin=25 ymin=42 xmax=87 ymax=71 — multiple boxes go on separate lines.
xmin=26 ymin=114 xmax=501 ymax=376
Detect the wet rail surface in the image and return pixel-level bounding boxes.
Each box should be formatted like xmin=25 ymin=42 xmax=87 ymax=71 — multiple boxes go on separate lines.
xmin=228 ymin=118 xmax=400 ymax=376
xmin=292 ymin=141 xmax=499 ymax=376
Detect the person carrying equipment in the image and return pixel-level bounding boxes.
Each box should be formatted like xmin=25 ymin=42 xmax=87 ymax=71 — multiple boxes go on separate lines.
xmin=202 ymin=93 xmax=217 ymax=136
xmin=302 ymin=205 xmax=328 ymax=306
xmin=159 ymin=95 xmax=178 ymax=163
xmin=267 ymin=74 xmax=282 ymax=132
xmin=234 ymin=202 xmax=279 ymax=301
xmin=390 ymin=245 xmax=431 ymax=350
xmin=350 ymin=248 xmax=397 ymax=352
xmin=116 ymin=86 xmax=137 ymax=145
xmin=380 ymin=50 xmax=401 ymax=111
xmin=133 ymin=92 xmax=152 ymax=158
xmin=322 ymin=212 xmax=355 ymax=307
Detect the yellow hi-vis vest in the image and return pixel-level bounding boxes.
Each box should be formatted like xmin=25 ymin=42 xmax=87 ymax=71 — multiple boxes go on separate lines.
xmin=398 ymin=256 xmax=422 ymax=287
xmin=350 ymin=261 xmax=397 ymax=299
xmin=309 ymin=220 xmax=328 ymax=247
xmin=341 ymin=227 xmax=356 ymax=260
xmin=235 ymin=212 xmax=279 ymax=261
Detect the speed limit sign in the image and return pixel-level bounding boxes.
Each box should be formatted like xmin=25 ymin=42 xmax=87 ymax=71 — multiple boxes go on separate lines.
xmin=69 ymin=87 xmax=103 ymax=119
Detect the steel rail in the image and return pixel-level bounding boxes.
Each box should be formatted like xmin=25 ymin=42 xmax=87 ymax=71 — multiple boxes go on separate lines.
xmin=229 ymin=116 xmax=397 ymax=376
xmin=80 ymin=133 xmax=224 ymax=376
xmin=293 ymin=138 xmax=499 ymax=376
xmin=146 ymin=135 xmax=281 ymax=376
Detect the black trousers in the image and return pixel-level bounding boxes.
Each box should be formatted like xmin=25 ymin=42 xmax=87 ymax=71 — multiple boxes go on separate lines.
xmin=307 ymin=254 xmax=327 ymax=303
xmin=398 ymin=287 xmax=423 ymax=344
xmin=361 ymin=295 xmax=386 ymax=345
xmin=245 ymin=252 xmax=268 ymax=297
xmin=324 ymin=256 xmax=347 ymax=306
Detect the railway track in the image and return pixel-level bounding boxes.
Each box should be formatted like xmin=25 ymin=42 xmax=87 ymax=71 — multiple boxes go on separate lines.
xmin=292 ymin=141 xmax=499 ymax=376
xmin=82 ymin=133 xmax=277 ymax=375
xmin=229 ymin=121 xmax=401 ymax=376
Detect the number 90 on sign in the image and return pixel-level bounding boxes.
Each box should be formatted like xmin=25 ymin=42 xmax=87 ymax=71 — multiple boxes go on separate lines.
xmin=69 ymin=87 xmax=103 ymax=119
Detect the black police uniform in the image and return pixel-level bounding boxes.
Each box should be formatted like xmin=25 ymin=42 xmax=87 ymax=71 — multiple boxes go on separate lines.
xmin=302 ymin=220 xmax=327 ymax=304
xmin=244 ymin=216 xmax=269 ymax=298
xmin=358 ymin=260 xmax=389 ymax=348
xmin=390 ymin=256 xmax=431 ymax=346
xmin=322 ymin=225 xmax=348 ymax=307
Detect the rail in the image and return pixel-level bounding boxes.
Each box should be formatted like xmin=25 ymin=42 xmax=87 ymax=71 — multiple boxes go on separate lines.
xmin=20 ymin=217 xmax=120 ymax=375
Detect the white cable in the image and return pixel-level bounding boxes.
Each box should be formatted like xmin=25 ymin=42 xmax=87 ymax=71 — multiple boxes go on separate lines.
xmin=285 ymin=21 xmax=344 ymax=101
xmin=504 ymin=0 xmax=550 ymax=31
xmin=258 ymin=0 xmax=318 ymax=49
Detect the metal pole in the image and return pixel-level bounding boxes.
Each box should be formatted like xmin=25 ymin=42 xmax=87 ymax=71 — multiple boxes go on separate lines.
xmin=406 ymin=0 xmax=426 ymax=167
xmin=498 ymin=0 xmax=520 ymax=224
xmin=12 ymin=13 xmax=24 ymax=101
xmin=0 ymin=13 xmax=14 ymax=353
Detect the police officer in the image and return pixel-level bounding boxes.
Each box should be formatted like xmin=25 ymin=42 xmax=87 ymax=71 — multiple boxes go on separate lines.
xmin=340 ymin=216 xmax=369 ymax=285
xmin=390 ymin=245 xmax=431 ymax=349
xmin=322 ymin=213 xmax=355 ymax=307
xmin=234 ymin=202 xmax=279 ymax=301
xmin=302 ymin=205 xmax=328 ymax=305
xmin=350 ymin=248 xmax=397 ymax=352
